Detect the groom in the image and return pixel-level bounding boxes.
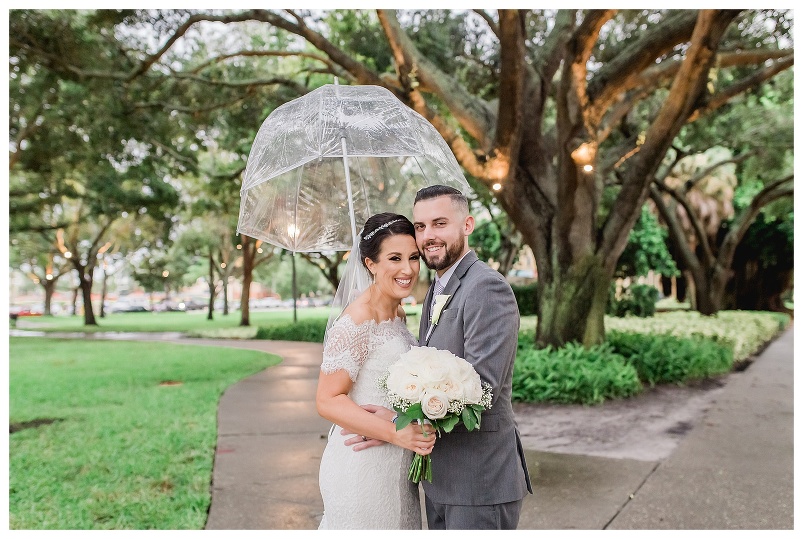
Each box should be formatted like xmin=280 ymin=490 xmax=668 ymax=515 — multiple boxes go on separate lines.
xmin=411 ymin=184 xmax=532 ymax=529
xmin=344 ymin=184 xmax=532 ymax=528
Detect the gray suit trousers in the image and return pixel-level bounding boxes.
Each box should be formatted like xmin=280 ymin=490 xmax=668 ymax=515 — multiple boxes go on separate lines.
xmin=425 ymin=497 xmax=523 ymax=530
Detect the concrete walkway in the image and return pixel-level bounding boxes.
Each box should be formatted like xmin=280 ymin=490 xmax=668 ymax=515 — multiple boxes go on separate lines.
xmin=11 ymin=326 xmax=794 ymax=529
xmin=189 ymin=328 xmax=793 ymax=530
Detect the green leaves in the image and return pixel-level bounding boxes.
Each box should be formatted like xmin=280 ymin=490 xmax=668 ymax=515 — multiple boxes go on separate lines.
xmin=394 ymin=402 xmax=423 ymax=431
xmin=436 ymin=414 xmax=460 ymax=433
xmin=460 ymin=407 xmax=477 ymax=431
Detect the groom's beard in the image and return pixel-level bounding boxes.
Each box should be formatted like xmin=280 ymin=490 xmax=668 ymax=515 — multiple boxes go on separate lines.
xmin=421 ymin=237 xmax=465 ymax=271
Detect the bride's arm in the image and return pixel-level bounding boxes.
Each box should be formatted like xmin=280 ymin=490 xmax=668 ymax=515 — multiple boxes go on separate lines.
xmin=316 ymin=370 xmax=434 ymax=455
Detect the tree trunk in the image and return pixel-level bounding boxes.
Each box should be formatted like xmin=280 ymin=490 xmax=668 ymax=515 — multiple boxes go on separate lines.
xmin=240 ymin=236 xmax=254 ymax=327
xmin=80 ymin=274 xmax=97 ymax=326
xmin=71 ymin=285 xmax=79 ymax=316
xmin=222 ymin=278 xmax=229 ymax=315
xmin=689 ymin=263 xmax=731 ymax=316
xmin=207 ymin=252 xmax=215 ymax=321
xmin=536 ymin=254 xmax=610 ymax=347
xmin=99 ymin=269 xmax=108 ymax=318
xmin=42 ymin=280 xmax=55 ymax=316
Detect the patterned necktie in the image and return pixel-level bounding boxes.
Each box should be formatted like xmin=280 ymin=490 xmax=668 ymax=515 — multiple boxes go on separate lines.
xmin=429 ymin=280 xmax=445 ymax=324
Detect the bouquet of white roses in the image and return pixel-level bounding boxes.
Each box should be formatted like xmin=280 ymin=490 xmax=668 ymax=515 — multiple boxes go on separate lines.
xmin=380 ymin=346 xmax=493 ymax=483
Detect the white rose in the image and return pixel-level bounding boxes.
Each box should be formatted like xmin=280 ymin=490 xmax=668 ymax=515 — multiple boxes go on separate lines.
xmin=429 ymin=357 xmax=464 ymax=399
xmin=462 ymin=375 xmax=483 ymax=404
xmin=386 ymin=361 xmax=425 ymax=401
xmin=452 ymin=357 xmax=483 ymax=403
xmin=420 ymin=389 xmax=450 ymax=420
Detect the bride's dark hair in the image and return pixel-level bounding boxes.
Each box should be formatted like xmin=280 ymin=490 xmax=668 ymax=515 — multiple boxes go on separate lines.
xmin=359 ymin=213 xmax=415 ymax=271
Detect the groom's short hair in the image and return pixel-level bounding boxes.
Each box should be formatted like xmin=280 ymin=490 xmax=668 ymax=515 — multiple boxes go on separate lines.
xmin=414 ymin=185 xmax=469 ymax=216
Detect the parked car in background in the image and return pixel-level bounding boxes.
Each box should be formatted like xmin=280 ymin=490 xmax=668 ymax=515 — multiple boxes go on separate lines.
xmin=109 ymin=301 xmax=149 ymax=313
xmin=251 ymin=297 xmax=283 ymax=309
xmin=10 ymin=305 xmax=43 ymax=318
xmin=153 ymin=299 xmax=186 ymax=312
xmin=181 ymin=299 xmax=207 ymax=311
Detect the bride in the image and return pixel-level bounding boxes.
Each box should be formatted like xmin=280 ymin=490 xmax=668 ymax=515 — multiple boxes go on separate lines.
xmin=316 ymin=212 xmax=435 ymax=529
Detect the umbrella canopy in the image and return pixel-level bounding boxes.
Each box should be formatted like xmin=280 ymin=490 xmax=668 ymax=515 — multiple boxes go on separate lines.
xmin=237 ymin=83 xmax=471 ymax=252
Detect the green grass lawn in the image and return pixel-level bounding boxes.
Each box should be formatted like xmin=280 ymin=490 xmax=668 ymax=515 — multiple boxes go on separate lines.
xmin=13 ymin=308 xmax=332 ymax=333
xmin=9 ymin=337 xmax=281 ymax=530
xmin=14 ymin=305 xmax=426 ymax=339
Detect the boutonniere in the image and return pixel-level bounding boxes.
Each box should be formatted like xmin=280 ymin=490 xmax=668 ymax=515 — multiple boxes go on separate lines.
xmin=431 ymin=294 xmax=451 ymax=325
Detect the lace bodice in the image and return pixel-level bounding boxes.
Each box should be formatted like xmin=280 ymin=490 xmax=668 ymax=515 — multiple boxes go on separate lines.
xmin=321 ymin=315 xmax=417 ymax=405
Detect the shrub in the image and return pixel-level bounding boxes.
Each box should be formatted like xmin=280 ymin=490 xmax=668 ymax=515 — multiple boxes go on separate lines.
xmin=255 ymin=319 xmax=327 ymax=343
xmin=513 ymin=341 xmax=642 ymax=405
xmin=606 ymin=310 xmax=788 ymax=362
xmin=511 ymin=282 xmax=538 ymax=316
xmin=607 ymin=282 xmax=660 ymax=317
xmin=606 ymin=331 xmax=733 ymax=386
xmin=186 ymin=326 xmax=259 ymax=339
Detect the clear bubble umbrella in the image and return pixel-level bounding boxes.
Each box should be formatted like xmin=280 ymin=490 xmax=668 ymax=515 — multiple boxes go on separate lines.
xmin=237 ymin=82 xmax=471 ymax=253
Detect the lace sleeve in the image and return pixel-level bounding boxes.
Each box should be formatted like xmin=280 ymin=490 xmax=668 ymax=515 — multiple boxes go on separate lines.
xmin=321 ymin=317 xmax=371 ymax=381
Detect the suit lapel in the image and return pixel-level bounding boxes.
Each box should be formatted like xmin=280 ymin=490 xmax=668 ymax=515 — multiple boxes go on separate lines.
xmin=423 ymin=251 xmax=479 ymax=344
xmin=419 ymin=280 xmax=435 ymax=343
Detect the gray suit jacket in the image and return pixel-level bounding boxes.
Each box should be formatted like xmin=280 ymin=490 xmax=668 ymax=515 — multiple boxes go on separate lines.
xmin=419 ymin=250 xmax=532 ymax=505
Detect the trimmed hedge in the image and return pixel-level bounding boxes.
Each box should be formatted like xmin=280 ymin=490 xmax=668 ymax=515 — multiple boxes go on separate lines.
xmin=511 ymin=282 xmax=538 ymax=316
xmin=513 ymin=310 xmax=786 ymax=404
xmin=255 ymin=319 xmax=327 ymax=342
xmin=606 ymin=310 xmax=789 ymax=362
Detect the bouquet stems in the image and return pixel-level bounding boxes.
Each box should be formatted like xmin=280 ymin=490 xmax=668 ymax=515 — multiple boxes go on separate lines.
xmin=408 ymin=454 xmax=433 ymax=483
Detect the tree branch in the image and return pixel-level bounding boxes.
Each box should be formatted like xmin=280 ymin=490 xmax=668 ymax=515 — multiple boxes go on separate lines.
xmin=473 ymin=10 xmax=500 ymax=38
xmin=132 ymin=93 xmax=252 ymax=114
xmin=649 ymin=184 xmax=702 ymax=273
xmin=147 ymin=138 xmax=199 ymax=171
xmin=535 ymin=10 xmax=577 ymax=83
xmin=588 ymin=10 xmax=700 ymax=116
xmin=681 ymin=151 xmax=757 ymax=192
xmin=689 ymin=54 xmax=794 ymax=122
xmin=188 ymin=49 xmax=341 ymax=76
xmin=377 ymin=9 xmax=496 ymax=148
xmin=718 ymin=175 xmax=793 ymax=265
xmin=599 ymin=10 xmax=741 ymax=271
xmin=493 ymin=10 xmax=527 ymax=176
xmin=167 ymin=71 xmax=311 ymax=95
xmin=653 ymin=176 xmax=716 ymax=263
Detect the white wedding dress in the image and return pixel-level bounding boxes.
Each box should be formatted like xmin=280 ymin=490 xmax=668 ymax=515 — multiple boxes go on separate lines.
xmin=318 ymin=315 xmax=422 ymax=530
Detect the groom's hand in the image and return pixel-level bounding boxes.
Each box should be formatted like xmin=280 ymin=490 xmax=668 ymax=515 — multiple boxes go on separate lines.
xmin=341 ymin=404 xmax=395 ymax=451
xmin=343 ymin=434 xmax=385 ymax=451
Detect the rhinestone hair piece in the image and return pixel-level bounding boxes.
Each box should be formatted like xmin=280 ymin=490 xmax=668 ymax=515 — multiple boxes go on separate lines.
xmin=362 ymin=219 xmax=403 ymax=241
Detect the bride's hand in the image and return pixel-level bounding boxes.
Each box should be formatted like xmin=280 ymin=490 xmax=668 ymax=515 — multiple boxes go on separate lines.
xmin=394 ymin=421 xmax=436 ymax=456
